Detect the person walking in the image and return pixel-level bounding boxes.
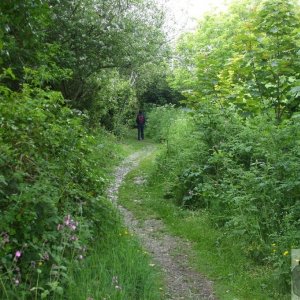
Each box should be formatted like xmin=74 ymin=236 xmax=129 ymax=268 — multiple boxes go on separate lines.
xmin=136 ymin=110 xmax=146 ymax=140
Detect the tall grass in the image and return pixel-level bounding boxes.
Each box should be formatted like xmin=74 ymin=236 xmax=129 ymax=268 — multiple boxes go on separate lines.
xmin=64 ymin=220 xmax=163 ymax=300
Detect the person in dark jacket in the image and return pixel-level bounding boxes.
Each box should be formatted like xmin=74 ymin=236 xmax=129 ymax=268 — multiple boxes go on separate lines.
xmin=136 ymin=110 xmax=146 ymax=140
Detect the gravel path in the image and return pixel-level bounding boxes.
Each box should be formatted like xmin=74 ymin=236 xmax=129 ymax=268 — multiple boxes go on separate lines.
xmin=107 ymin=147 xmax=217 ymax=300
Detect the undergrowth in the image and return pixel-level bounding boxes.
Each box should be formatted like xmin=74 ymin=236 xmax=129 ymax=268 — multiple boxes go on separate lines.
xmin=144 ymin=105 xmax=300 ymax=296
xmin=0 ymin=80 xmax=161 ymax=299
xmin=62 ymin=130 xmax=163 ymax=300
xmin=64 ymin=218 xmax=163 ymax=300
xmin=119 ymin=126 xmax=291 ymax=299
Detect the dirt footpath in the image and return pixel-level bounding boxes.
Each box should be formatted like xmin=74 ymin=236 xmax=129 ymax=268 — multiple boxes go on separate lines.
xmin=108 ymin=148 xmax=217 ymax=300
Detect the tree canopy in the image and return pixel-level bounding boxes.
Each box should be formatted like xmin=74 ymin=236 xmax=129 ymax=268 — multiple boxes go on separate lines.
xmin=1 ymin=0 xmax=172 ymax=130
xmin=171 ymin=0 xmax=300 ymax=121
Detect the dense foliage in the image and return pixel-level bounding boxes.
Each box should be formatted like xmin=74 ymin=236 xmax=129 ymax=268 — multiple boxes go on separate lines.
xmin=0 ymin=0 xmax=173 ymax=132
xmin=1 ymin=0 xmax=299 ymax=297
xmin=0 ymin=0 xmax=170 ymax=298
xmin=148 ymin=105 xmax=300 ymax=295
xmin=171 ymin=0 xmax=300 ymax=121
xmin=147 ymin=0 xmax=300 ymax=296
xmin=0 ymin=78 xmax=121 ymax=298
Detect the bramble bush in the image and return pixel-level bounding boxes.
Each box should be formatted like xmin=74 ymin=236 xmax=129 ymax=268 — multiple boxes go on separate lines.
xmin=148 ymin=105 xmax=300 ymax=294
xmin=0 ymin=79 xmax=119 ymax=298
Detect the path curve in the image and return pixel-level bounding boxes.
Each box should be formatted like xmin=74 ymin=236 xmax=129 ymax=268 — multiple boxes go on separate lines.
xmin=108 ymin=147 xmax=217 ymax=300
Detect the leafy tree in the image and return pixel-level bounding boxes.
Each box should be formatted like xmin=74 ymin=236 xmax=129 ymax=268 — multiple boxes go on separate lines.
xmin=0 ymin=0 xmax=55 ymax=88
xmin=254 ymin=0 xmax=300 ymax=120
xmin=47 ymin=0 xmax=168 ymax=113
xmin=1 ymin=0 xmax=169 ymax=129
xmin=171 ymin=0 xmax=300 ymax=120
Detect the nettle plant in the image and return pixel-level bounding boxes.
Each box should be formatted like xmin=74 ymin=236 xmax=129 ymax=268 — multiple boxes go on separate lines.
xmin=0 ymin=77 xmax=114 ymax=298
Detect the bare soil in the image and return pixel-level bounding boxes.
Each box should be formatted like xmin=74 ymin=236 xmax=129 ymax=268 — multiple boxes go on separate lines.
xmin=108 ymin=148 xmax=217 ymax=300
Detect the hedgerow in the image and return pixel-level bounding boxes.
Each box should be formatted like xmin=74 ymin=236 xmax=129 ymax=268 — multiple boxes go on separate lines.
xmin=147 ymin=105 xmax=300 ymax=293
xmin=0 ymin=80 xmax=119 ymax=298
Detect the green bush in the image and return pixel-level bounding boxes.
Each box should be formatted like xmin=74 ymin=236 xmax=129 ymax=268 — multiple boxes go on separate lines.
xmin=146 ymin=105 xmax=180 ymax=142
xmin=0 ymin=83 xmax=119 ymax=298
xmin=150 ymin=105 xmax=300 ymax=293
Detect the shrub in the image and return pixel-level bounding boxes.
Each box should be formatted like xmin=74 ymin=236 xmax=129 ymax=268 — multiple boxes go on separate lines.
xmin=150 ymin=104 xmax=300 ymax=293
xmin=0 ymin=82 xmax=119 ymax=298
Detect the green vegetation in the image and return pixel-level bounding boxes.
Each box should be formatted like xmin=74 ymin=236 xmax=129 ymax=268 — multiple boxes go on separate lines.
xmin=0 ymin=81 xmax=120 ymax=298
xmin=119 ymin=147 xmax=282 ymax=299
xmin=64 ymin=220 xmax=163 ymax=300
xmin=1 ymin=0 xmax=300 ymax=298
xmin=0 ymin=0 xmax=169 ymax=298
xmin=156 ymin=0 xmax=299 ymax=296
xmin=171 ymin=0 xmax=300 ymax=121
xmin=140 ymin=102 xmax=299 ymax=298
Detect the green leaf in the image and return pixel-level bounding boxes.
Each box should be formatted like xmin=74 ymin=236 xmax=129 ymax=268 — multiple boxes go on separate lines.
xmin=41 ymin=290 xmax=50 ymax=299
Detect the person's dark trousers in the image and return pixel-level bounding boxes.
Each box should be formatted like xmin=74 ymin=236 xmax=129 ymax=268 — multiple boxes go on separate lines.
xmin=137 ymin=125 xmax=144 ymax=140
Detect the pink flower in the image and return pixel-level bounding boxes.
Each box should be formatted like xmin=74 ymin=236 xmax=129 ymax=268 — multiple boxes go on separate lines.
xmin=15 ymin=250 xmax=22 ymax=259
xmin=43 ymin=252 xmax=49 ymax=261
xmin=64 ymin=215 xmax=71 ymax=226
xmin=63 ymin=215 xmax=78 ymax=231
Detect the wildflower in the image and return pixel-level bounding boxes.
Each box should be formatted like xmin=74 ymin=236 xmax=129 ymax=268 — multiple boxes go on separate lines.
xmin=78 ymin=255 xmax=84 ymax=260
xmin=14 ymin=279 xmax=20 ymax=286
xmin=64 ymin=215 xmax=71 ymax=226
xmin=283 ymin=251 xmax=289 ymax=256
xmin=149 ymin=263 xmax=155 ymax=267
xmin=15 ymin=250 xmax=22 ymax=257
xmin=70 ymin=235 xmax=78 ymax=241
xmin=272 ymin=243 xmax=276 ymax=247
xmin=14 ymin=250 xmax=22 ymax=261
xmin=43 ymin=252 xmax=49 ymax=261
xmin=38 ymin=262 xmax=43 ymax=266
xmin=115 ymin=285 xmax=122 ymax=290
xmin=64 ymin=215 xmax=77 ymax=231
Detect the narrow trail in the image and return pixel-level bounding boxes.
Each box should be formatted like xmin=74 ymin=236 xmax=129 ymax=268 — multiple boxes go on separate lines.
xmin=108 ymin=146 xmax=217 ymax=300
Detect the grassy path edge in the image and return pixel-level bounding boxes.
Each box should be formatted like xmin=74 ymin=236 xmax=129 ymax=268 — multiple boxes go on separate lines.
xmin=118 ymin=132 xmax=283 ymax=300
xmin=115 ymin=145 xmax=216 ymax=299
